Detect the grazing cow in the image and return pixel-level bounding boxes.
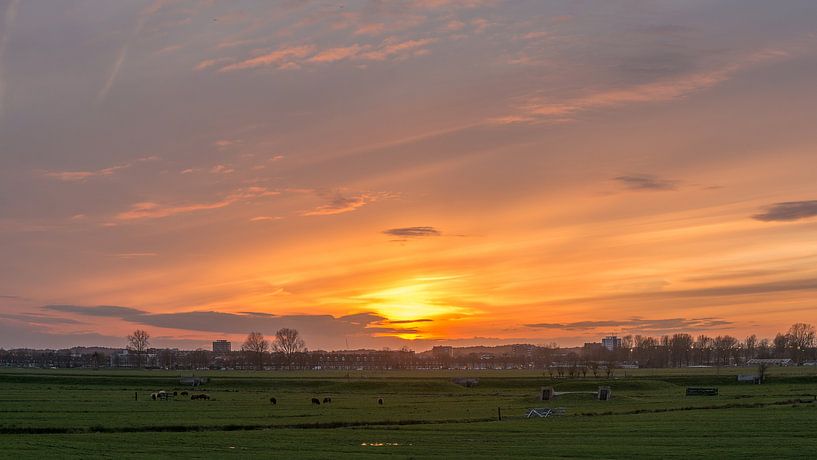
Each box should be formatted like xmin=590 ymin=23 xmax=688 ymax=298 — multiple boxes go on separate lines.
xmin=151 ymin=393 xmax=157 ymax=400
xmin=377 ymin=398 xmax=384 ymax=405
xmin=180 ymin=391 xmax=188 ymax=396
xmin=270 ymin=397 xmax=277 ymax=405
xmin=323 ymin=397 xmax=331 ymax=404
xmin=311 ymin=398 xmax=321 ymax=405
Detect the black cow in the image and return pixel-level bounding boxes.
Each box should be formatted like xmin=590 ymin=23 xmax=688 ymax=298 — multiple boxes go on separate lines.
xmin=323 ymin=397 xmax=331 ymax=404
xmin=180 ymin=391 xmax=188 ymax=396
xmin=270 ymin=397 xmax=277 ymax=405
xmin=377 ymin=398 xmax=383 ymax=405
xmin=311 ymin=398 xmax=321 ymax=405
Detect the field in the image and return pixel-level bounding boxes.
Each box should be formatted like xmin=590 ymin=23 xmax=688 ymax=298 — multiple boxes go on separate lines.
xmin=2 ymin=367 xmax=816 ymax=458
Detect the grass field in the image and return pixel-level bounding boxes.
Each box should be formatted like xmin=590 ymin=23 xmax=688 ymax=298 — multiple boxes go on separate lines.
xmin=1 ymin=367 xmax=816 ymax=458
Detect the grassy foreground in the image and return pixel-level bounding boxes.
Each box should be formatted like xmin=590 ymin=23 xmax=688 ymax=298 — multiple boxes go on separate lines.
xmin=1 ymin=367 xmax=816 ymax=458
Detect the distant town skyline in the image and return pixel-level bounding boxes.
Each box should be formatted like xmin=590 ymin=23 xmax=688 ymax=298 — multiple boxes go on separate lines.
xmin=2 ymin=1 xmax=817 ymax=350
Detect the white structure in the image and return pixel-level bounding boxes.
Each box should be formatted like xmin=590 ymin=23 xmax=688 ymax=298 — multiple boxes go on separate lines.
xmin=601 ymin=336 xmax=622 ymax=351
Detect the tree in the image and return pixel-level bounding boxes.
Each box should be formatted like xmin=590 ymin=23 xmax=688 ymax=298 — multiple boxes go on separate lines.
xmin=127 ymin=329 xmax=150 ymax=368
xmin=272 ymin=328 xmax=306 ymax=360
xmin=242 ymin=332 xmax=269 ymax=370
xmin=787 ymin=323 xmax=816 ymax=364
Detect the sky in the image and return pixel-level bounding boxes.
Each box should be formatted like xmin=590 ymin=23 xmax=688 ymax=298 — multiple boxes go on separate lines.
xmin=1 ymin=0 xmax=817 ymax=351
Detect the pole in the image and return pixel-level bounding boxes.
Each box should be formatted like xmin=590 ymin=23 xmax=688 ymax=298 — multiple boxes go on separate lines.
xmin=497 ymin=407 xmax=502 ymax=421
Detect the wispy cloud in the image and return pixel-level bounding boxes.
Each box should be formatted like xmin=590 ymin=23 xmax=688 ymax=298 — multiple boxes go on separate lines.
xmin=0 ymin=0 xmax=19 ymax=121
xmin=492 ymin=48 xmax=791 ymax=124
xmin=309 ymin=45 xmax=363 ymax=63
xmin=44 ymin=163 xmax=131 ymax=182
xmin=525 ymin=317 xmax=732 ymax=333
xmin=42 ymin=156 xmax=157 ymax=182
xmin=116 ymin=187 xmax=278 ymax=221
xmin=217 ymin=38 xmax=436 ymax=72
xmin=210 ymin=164 xmax=235 ymax=174
xmin=249 ymin=216 xmax=282 ymax=222
xmin=42 ymin=305 xmax=416 ymax=337
xmin=383 ymin=226 xmax=442 ymax=238
xmin=98 ymin=0 xmax=166 ymax=102
xmin=301 ymin=191 xmax=383 ymax=216
xmin=753 ymin=200 xmax=817 ymax=222
xmin=220 ymin=45 xmax=316 ymax=71
xmin=614 ymin=174 xmax=678 ymax=191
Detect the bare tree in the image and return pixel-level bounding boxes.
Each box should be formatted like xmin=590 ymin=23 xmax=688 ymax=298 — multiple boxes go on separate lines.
xmin=787 ymin=323 xmax=816 ymax=364
xmin=127 ymin=329 xmax=150 ymax=368
xmin=272 ymin=328 xmax=306 ymax=360
xmin=242 ymin=332 xmax=269 ymax=370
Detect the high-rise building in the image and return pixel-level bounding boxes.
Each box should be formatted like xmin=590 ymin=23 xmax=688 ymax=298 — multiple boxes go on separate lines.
xmin=601 ymin=336 xmax=622 ymax=351
xmin=212 ymin=340 xmax=231 ymax=354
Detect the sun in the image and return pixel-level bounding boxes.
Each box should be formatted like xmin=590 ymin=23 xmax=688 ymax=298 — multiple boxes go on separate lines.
xmin=356 ymin=282 xmax=467 ymax=322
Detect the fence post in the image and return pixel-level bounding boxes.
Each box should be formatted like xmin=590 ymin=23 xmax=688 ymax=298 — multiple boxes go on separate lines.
xmin=497 ymin=406 xmax=502 ymax=421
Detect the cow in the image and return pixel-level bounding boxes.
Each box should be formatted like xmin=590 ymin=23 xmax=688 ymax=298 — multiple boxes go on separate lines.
xmin=377 ymin=398 xmax=384 ymax=405
xmin=323 ymin=397 xmax=331 ymax=404
xmin=180 ymin=391 xmax=188 ymax=396
xmin=270 ymin=397 xmax=277 ymax=405
xmin=173 ymin=391 xmax=178 ymax=396
xmin=151 ymin=393 xmax=157 ymax=400
xmin=311 ymin=398 xmax=321 ymax=405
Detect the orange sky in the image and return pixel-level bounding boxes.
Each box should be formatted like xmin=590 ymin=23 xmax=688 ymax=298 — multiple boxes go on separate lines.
xmin=1 ymin=0 xmax=817 ymax=350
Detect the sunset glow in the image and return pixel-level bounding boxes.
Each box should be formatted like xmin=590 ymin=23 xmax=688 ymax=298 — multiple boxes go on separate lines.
xmin=2 ymin=0 xmax=817 ymax=351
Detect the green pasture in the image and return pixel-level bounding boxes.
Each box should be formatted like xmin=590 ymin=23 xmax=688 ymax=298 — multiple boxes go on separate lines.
xmin=1 ymin=367 xmax=816 ymax=458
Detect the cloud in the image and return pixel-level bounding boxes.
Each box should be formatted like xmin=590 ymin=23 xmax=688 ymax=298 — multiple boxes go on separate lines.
xmin=46 ymin=304 xmax=146 ymax=317
xmin=752 ymin=200 xmax=817 ymax=222
xmin=309 ymin=45 xmax=363 ymax=63
xmin=220 ymin=45 xmax=316 ymax=71
xmin=383 ymin=227 xmax=442 ymax=238
xmin=525 ymin=317 xmax=732 ymax=333
xmin=43 ymin=156 xmax=158 ymax=182
xmin=614 ymin=174 xmax=678 ymax=191
xmin=42 ymin=305 xmax=415 ymax=337
xmin=216 ymin=38 xmax=435 ymax=73
xmin=301 ymin=191 xmax=381 ymax=216
xmin=111 ymin=252 xmax=158 ymax=259
xmin=545 ymin=278 xmax=817 ymax=309
xmin=249 ymin=216 xmax=281 ymax=222
xmin=44 ymin=163 xmax=131 ymax=182
xmin=210 ymin=164 xmax=235 ymax=174
xmin=116 ymin=187 xmax=278 ymax=221
xmin=0 ymin=312 xmax=82 ymax=325
xmin=0 ymin=0 xmax=19 ymax=120
xmin=98 ymin=0 xmax=167 ymax=102
xmin=492 ymin=48 xmax=791 ymax=124
xmin=359 ymin=38 xmax=435 ymax=61
xmin=388 ymin=318 xmax=433 ymax=324
xmin=354 ymin=23 xmax=386 ymax=36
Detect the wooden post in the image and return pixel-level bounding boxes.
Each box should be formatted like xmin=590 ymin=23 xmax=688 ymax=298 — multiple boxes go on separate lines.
xmin=134 ymin=392 xmax=138 ymax=401
xmin=497 ymin=407 xmax=502 ymax=421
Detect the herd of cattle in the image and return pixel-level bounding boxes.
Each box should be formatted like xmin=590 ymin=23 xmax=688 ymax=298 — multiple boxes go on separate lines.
xmin=149 ymin=390 xmax=384 ymax=405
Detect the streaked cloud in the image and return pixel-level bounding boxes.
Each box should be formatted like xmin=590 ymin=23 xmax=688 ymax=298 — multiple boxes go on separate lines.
xmin=220 ymin=45 xmax=316 ymax=71
xmin=43 ymin=305 xmax=418 ymax=337
xmin=525 ymin=317 xmax=732 ymax=333
xmin=301 ymin=191 xmax=382 ymax=216
xmin=492 ymin=48 xmax=792 ymax=124
xmin=383 ymin=227 xmax=442 ymax=238
xmin=98 ymin=0 xmax=167 ymax=102
xmin=614 ymin=174 xmax=678 ymax=191
xmin=0 ymin=0 xmax=19 ymax=120
xmin=116 ymin=187 xmax=278 ymax=221
xmin=753 ymin=200 xmax=817 ymax=222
